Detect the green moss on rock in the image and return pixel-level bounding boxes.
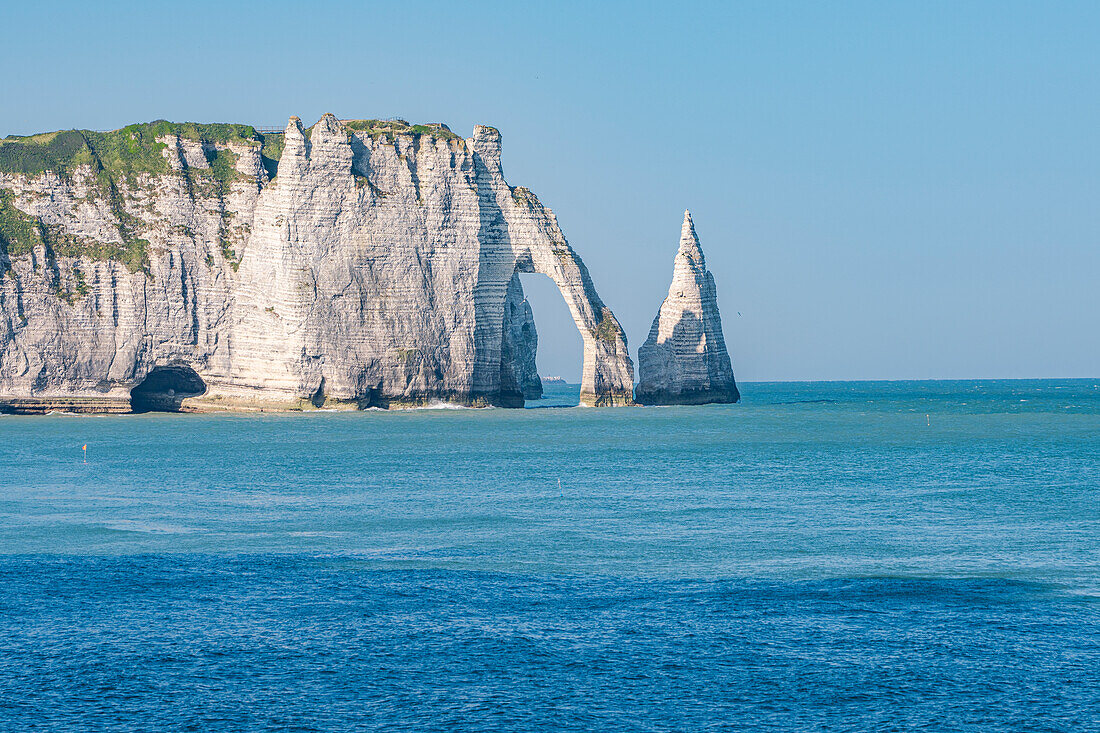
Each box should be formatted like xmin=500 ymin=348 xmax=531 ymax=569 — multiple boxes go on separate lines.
xmin=0 ymin=189 xmax=47 ymax=257
xmin=203 ymin=147 xmax=240 ymax=190
xmin=595 ymin=307 xmax=622 ymax=344
xmin=0 ymin=189 xmax=148 ymax=273
xmin=52 ymin=234 xmax=150 ymax=274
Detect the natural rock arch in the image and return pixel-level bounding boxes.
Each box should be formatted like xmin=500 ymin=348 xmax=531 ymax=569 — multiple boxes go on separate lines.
xmin=229 ymin=116 xmax=634 ymax=409
xmin=462 ymin=126 xmax=635 ymax=407
xmin=467 ymin=125 xmax=634 ymax=407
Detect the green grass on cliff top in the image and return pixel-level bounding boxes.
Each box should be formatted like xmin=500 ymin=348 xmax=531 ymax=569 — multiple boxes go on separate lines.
xmin=0 ymin=119 xmax=463 ymax=179
xmin=0 ymin=122 xmax=262 ymax=178
xmin=0 ymin=121 xmax=254 ymax=273
xmin=342 ymin=119 xmax=461 ymax=141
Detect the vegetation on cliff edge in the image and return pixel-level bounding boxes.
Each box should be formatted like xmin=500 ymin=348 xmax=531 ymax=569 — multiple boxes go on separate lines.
xmin=344 ymin=119 xmax=461 ymax=142
xmin=0 ymin=189 xmax=44 ymax=257
xmin=595 ymin=307 xmax=623 ymax=344
xmin=259 ymin=134 xmax=284 ymax=179
xmin=0 ymin=122 xmax=259 ymax=274
xmin=0 ymin=118 xmax=463 ymax=272
xmin=0 ymin=119 xmax=462 ymax=180
xmin=0 ymin=122 xmax=260 ymax=178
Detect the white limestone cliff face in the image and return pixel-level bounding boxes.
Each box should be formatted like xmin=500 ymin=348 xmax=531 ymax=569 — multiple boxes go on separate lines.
xmin=0 ymin=115 xmax=633 ymax=411
xmin=635 ymin=211 xmax=739 ymax=405
xmin=0 ymin=132 xmax=263 ymax=412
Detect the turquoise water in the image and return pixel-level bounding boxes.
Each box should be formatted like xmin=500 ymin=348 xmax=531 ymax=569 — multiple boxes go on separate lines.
xmin=1 ymin=381 xmax=1098 ymax=729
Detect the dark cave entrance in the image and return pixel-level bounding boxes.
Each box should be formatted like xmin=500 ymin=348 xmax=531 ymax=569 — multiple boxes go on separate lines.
xmin=130 ymin=366 xmax=207 ymax=413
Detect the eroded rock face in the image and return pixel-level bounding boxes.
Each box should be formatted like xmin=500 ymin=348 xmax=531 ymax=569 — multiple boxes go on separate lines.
xmin=0 ymin=115 xmax=634 ymax=411
xmin=502 ymin=273 xmax=543 ymax=402
xmin=635 ymin=211 xmax=739 ymax=405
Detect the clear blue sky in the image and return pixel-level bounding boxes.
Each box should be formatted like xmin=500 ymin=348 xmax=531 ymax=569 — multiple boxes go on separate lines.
xmin=3 ymin=0 xmax=1097 ymax=381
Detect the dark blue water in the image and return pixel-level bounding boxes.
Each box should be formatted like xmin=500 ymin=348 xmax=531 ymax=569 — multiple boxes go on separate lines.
xmin=2 ymin=381 xmax=1098 ymax=730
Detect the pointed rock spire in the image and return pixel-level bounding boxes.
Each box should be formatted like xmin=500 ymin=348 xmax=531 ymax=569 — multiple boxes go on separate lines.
xmin=674 ymin=209 xmax=707 ymax=280
xmin=679 ymin=210 xmax=702 ymax=256
xmin=635 ymin=211 xmax=739 ymax=405
xmin=314 ymin=113 xmax=343 ymax=138
xmin=470 ymin=124 xmax=502 ymax=172
xmin=279 ymin=116 xmax=310 ymax=178
xmin=283 ymin=116 xmax=307 ymax=147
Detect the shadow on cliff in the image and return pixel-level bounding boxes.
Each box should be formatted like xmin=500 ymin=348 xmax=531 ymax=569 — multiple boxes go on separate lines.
xmin=130 ymin=366 xmax=207 ymax=413
xmin=470 ymin=151 xmax=526 ymax=407
xmin=637 ymin=310 xmax=739 ymax=405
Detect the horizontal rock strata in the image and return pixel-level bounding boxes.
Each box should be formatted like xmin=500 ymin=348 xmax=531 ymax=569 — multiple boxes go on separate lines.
xmin=636 ymin=210 xmax=739 ymax=405
xmin=0 ymin=116 xmax=634 ymax=411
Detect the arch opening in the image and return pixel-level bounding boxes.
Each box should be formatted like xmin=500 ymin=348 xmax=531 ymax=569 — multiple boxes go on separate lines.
xmin=130 ymin=366 xmax=207 ymax=413
xmin=512 ymin=272 xmax=585 ymax=408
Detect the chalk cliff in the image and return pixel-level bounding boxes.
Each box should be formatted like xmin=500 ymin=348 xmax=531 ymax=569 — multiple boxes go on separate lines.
xmin=635 ymin=211 xmax=739 ymax=405
xmin=0 ymin=115 xmax=633 ymax=411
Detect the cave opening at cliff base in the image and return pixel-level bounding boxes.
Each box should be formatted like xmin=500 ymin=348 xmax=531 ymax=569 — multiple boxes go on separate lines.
xmin=130 ymin=366 xmax=207 ymax=413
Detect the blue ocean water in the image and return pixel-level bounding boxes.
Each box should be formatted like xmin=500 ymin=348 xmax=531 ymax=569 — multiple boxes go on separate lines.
xmin=1 ymin=380 xmax=1098 ymax=730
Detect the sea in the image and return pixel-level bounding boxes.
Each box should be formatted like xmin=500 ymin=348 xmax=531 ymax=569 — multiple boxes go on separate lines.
xmin=1 ymin=380 xmax=1097 ymax=731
